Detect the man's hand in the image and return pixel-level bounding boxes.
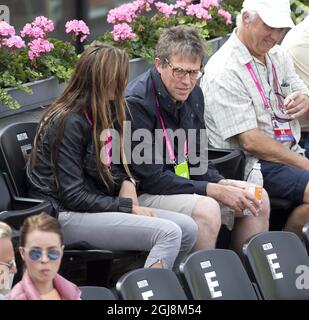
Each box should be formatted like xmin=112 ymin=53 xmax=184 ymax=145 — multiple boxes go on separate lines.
xmin=207 ymin=182 xmax=261 ymax=216
xmin=284 ymin=91 xmax=309 ymax=119
xmin=132 ymin=205 xmax=156 ymax=217
xmin=218 ymin=179 xmax=247 ymax=189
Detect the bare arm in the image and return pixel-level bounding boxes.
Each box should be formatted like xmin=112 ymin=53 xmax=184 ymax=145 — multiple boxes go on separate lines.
xmin=119 ymin=181 xmax=156 ymax=217
xmin=238 ymin=128 xmax=309 ymax=170
xmin=119 ymin=180 xmax=138 ymax=205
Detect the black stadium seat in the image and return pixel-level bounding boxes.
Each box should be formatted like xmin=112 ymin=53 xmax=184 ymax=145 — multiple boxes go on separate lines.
xmin=80 ymin=286 xmax=116 ymax=300
xmin=303 ymin=221 xmax=309 ymax=254
xmin=243 ymin=231 xmax=309 ymax=300
xmin=179 ymin=249 xmax=258 ymax=300
xmin=116 ymin=268 xmax=187 ymax=300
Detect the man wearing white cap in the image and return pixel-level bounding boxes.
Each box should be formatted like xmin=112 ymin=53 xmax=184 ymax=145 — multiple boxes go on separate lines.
xmin=201 ymin=0 xmax=309 ymax=238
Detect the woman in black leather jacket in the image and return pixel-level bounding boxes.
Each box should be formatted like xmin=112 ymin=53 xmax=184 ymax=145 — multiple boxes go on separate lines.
xmin=26 ymin=44 xmax=197 ymax=270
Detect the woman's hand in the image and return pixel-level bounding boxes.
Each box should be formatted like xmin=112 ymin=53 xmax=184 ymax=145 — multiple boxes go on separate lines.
xmin=132 ymin=205 xmax=156 ymax=217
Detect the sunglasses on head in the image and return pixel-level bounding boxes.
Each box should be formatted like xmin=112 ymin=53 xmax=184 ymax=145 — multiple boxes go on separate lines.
xmin=25 ymin=248 xmax=62 ymax=261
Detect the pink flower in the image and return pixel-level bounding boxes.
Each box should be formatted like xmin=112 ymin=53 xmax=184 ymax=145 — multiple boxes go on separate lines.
xmin=186 ymin=4 xmax=212 ymax=20
xmin=111 ymin=23 xmax=136 ymax=41
xmin=175 ymin=0 xmax=190 ymax=9
xmin=133 ymin=0 xmax=151 ymax=13
xmin=33 ymin=16 xmax=54 ymax=32
xmin=218 ymin=9 xmax=232 ymax=24
xmin=0 ymin=21 xmax=15 ymax=37
xmin=200 ymin=0 xmax=220 ymax=9
xmin=65 ymin=19 xmax=90 ymax=42
xmin=28 ymin=38 xmax=54 ymax=60
xmin=107 ymin=3 xmax=138 ymax=24
xmin=3 ymin=35 xmax=26 ymax=49
xmin=155 ymin=2 xmax=177 ymax=17
xmin=21 ymin=23 xmax=45 ymax=38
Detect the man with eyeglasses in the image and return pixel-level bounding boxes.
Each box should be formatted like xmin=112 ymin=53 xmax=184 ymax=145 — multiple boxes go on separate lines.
xmin=0 ymin=222 xmax=17 ymax=299
xmin=201 ymin=0 xmax=309 ymax=238
xmin=126 ymin=25 xmax=270 ymax=257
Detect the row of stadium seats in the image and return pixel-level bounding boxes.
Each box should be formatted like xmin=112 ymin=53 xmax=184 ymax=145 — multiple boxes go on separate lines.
xmin=80 ymin=230 xmax=309 ymax=300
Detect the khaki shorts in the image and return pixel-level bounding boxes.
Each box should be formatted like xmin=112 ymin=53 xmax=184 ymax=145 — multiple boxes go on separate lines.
xmin=138 ymin=193 xmax=234 ymax=230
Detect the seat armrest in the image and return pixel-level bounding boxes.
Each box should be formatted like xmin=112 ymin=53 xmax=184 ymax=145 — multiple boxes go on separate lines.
xmin=12 ymin=197 xmax=54 ymax=215
xmin=208 ymin=148 xmax=245 ymax=180
xmin=0 ymin=201 xmax=54 ymax=229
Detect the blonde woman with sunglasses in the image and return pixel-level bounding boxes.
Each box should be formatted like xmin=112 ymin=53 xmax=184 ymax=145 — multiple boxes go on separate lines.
xmin=0 ymin=222 xmax=17 ymax=299
xmin=7 ymin=213 xmax=80 ymax=300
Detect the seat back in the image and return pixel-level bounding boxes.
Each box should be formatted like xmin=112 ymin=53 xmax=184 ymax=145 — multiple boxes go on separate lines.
xmin=243 ymin=231 xmax=309 ymax=300
xmin=179 ymin=249 xmax=258 ymax=300
xmin=0 ymin=122 xmax=38 ymax=196
xmin=0 ymin=172 xmax=12 ymax=211
xmin=303 ymin=222 xmax=309 ymax=254
xmin=116 ymin=268 xmax=187 ymax=300
xmin=208 ymin=148 xmax=245 ymax=180
xmin=80 ymin=286 xmax=116 ymax=300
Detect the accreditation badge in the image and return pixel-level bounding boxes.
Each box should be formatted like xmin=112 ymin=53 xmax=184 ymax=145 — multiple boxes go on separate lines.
xmin=272 ymin=119 xmax=294 ymax=142
xmin=174 ymin=160 xmax=190 ymax=179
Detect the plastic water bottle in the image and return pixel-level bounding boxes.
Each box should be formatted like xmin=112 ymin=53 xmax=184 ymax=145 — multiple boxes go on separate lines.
xmin=243 ymin=162 xmax=263 ymax=216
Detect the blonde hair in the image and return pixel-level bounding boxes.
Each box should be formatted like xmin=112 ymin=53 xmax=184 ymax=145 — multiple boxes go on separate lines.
xmin=0 ymin=222 xmax=12 ymax=239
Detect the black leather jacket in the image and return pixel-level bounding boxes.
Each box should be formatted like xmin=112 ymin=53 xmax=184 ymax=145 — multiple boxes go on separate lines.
xmin=27 ymin=112 xmax=133 ymax=213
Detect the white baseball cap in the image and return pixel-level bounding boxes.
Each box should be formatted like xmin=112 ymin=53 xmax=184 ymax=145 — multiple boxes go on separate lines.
xmin=242 ymin=0 xmax=295 ymax=29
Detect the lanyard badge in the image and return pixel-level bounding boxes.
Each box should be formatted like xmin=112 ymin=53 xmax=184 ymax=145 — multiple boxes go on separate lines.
xmin=151 ymin=79 xmax=191 ymax=179
xmin=246 ymin=62 xmax=295 ymax=143
xmin=174 ymin=160 xmax=190 ymax=179
xmin=272 ymin=117 xmax=294 ymax=142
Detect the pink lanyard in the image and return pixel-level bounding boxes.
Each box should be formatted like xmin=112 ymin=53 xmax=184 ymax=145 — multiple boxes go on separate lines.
xmin=84 ymin=111 xmax=112 ymax=168
xmin=151 ymin=80 xmax=188 ymax=164
xmin=245 ymin=62 xmax=284 ymax=112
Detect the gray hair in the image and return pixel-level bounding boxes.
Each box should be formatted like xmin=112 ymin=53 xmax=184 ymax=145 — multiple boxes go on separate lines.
xmin=155 ymin=26 xmax=205 ymax=67
xmin=0 ymin=222 xmax=12 ymax=240
xmin=236 ymin=9 xmax=258 ymax=27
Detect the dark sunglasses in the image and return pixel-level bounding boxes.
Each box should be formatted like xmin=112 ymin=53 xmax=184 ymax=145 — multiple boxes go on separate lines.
xmin=25 ymin=248 xmax=62 ymax=261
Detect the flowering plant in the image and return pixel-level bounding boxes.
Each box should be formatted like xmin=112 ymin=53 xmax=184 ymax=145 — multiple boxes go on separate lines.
xmin=0 ymin=17 xmax=90 ymax=110
xmin=98 ymin=0 xmax=233 ymax=62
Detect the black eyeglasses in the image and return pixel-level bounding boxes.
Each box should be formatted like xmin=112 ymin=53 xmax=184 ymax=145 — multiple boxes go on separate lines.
xmin=24 ymin=247 xmax=62 ymax=261
xmin=165 ymin=59 xmax=204 ymax=80
xmin=0 ymin=259 xmax=16 ymax=270
xmin=267 ymin=90 xmax=293 ymax=123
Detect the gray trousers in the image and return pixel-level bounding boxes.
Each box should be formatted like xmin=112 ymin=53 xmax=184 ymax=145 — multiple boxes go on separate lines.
xmin=58 ymin=208 xmax=198 ymax=270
